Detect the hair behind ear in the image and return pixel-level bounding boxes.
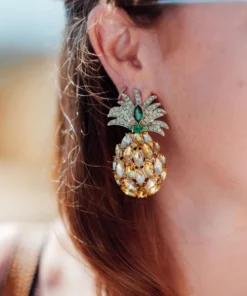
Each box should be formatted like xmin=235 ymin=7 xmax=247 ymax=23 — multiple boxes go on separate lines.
xmin=59 ymin=1 xmax=182 ymax=295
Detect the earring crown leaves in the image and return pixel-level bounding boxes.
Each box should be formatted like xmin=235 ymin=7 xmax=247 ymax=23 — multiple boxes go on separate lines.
xmin=107 ymin=88 xmax=169 ymax=136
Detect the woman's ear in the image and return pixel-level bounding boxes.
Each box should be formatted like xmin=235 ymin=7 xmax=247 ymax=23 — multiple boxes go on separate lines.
xmin=87 ymin=3 xmax=141 ymax=91
xmin=87 ymin=2 xmax=162 ymax=97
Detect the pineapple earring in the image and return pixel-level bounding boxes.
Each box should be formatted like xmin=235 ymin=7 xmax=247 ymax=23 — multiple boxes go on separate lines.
xmin=107 ymin=88 xmax=168 ymax=198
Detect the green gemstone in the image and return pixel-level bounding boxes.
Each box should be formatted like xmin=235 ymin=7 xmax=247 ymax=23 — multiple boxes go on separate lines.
xmin=134 ymin=105 xmax=143 ymax=122
xmin=133 ymin=124 xmax=144 ymax=133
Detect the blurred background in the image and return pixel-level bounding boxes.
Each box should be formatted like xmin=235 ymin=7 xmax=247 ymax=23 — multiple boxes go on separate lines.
xmin=0 ymin=0 xmax=66 ymax=222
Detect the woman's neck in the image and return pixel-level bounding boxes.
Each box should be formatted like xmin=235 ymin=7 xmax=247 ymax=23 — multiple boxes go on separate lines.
xmin=155 ymin=143 xmax=247 ymax=244
xmin=154 ymin=145 xmax=247 ymax=295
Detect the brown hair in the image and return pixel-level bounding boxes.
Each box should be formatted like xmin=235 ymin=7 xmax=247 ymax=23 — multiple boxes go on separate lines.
xmin=58 ymin=1 xmax=180 ymax=295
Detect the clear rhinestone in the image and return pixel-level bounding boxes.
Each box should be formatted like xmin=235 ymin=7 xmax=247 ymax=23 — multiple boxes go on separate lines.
xmin=114 ymin=174 xmax=121 ymax=185
xmin=121 ymin=179 xmax=137 ymax=197
xmin=133 ymin=151 xmax=144 ymax=167
xmin=115 ymin=144 xmax=121 ymax=155
xmin=121 ymin=134 xmax=132 ymax=148
xmin=132 ymin=133 xmax=143 ymax=144
xmin=123 ymin=179 xmax=137 ymax=191
xmin=125 ymin=164 xmax=136 ymax=179
xmin=159 ymin=155 xmax=166 ymax=165
xmin=143 ymin=133 xmax=152 ymax=143
xmin=116 ymin=161 xmax=125 ymax=178
xmin=112 ymin=160 xmax=116 ymax=170
xmin=154 ymin=142 xmax=160 ymax=152
xmin=145 ymin=176 xmax=158 ymax=191
xmin=143 ymin=161 xmax=154 ymax=177
xmin=136 ymin=170 xmax=145 ymax=185
xmin=161 ymin=168 xmax=167 ymax=181
xmin=134 ymin=89 xmax=141 ymax=105
xmin=123 ymin=146 xmax=132 ymax=161
xmin=142 ymin=144 xmax=153 ymax=160
xmin=154 ymin=158 xmax=163 ymax=174
xmin=148 ymin=183 xmax=161 ymax=195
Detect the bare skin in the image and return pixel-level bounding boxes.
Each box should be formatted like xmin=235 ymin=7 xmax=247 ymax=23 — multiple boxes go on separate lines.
xmin=88 ymin=3 xmax=247 ymax=295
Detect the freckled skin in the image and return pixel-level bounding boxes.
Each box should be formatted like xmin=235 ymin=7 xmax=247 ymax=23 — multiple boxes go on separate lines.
xmin=151 ymin=4 xmax=247 ymax=295
xmin=89 ymin=4 xmax=247 ymax=294
xmin=153 ymin=4 xmax=247 ymax=191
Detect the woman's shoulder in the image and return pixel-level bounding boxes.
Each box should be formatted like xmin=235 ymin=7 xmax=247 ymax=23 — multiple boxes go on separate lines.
xmin=0 ymin=221 xmax=96 ymax=296
xmin=38 ymin=220 xmax=96 ymax=296
xmin=0 ymin=223 xmax=20 ymax=278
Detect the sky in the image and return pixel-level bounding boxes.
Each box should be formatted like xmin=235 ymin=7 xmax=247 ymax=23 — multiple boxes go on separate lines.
xmin=0 ymin=0 xmax=66 ymax=55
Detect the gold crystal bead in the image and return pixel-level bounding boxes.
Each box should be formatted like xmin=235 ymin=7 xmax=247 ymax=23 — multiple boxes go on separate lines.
xmin=125 ymin=164 xmax=136 ymax=179
xmin=145 ymin=176 xmax=158 ymax=191
xmin=161 ymin=168 xmax=167 ymax=181
xmin=142 ymin=143 xmax=153 ymax=160
xmin=121 ymin=179 xmax=138 ymax=197
xmin=116 ymin=160 xmax=125 ymax=178
xmin=132 ymin=133 xmax=143 ymax=144
xmin=143 ymin=132 xmax=152 ymax=143
xmin=136 ymin=170 xmax=145 ymax=185
xmin=137 ymin=189 xmax=147 ymax=198
xmin=143 ymin=161 xmax=154 ymax=177
xmin=114 ymin=174 xmax=121 ymax=185
xmin=121 ymin=134 xmax=132 ymax=148
xmin=115 ymin=144 xmax=121 ymax=155
xmin=133 ymin=150 xmax=144 ymax=167
xmin=147 ymin=141 xmax=154 ymax=149
xmin=159 ymin=155 xmax=166 ymax=165
xmin=154 ymin=142 xmax=160 ymax=152
xmin=123 ymin=146 xmax=132 ymax=161
xmin=148 ymin=183 xmax=161 ymax=195
xmin=154 ymin=158 xmax=163 ymax=174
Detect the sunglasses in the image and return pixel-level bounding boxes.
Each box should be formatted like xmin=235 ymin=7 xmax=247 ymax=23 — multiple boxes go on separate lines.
xmin=136 ymin=0 xmax=247 ymax=4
